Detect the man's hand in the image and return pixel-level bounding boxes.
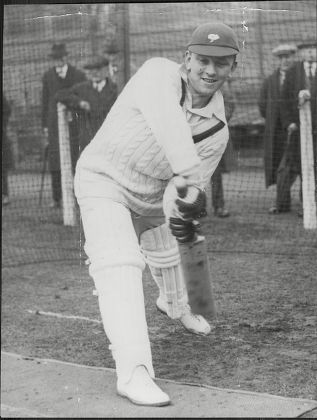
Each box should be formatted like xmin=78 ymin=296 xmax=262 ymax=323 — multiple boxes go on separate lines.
xmin=298 ymin=89 xmax=311 ymax=107
xmin=163 ymin=176 xmax=206 ymax=235
xmin=287 ymin=123 xmax=298 ymax=136
xmin=79 ymin=100 xmax=91 ymax=111
xmin=43 ymin=127 xmax=49 ymax=147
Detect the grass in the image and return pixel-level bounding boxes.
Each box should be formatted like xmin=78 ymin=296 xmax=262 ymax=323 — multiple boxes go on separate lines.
xmin=2 ymin=168 xmax=317 ymax=400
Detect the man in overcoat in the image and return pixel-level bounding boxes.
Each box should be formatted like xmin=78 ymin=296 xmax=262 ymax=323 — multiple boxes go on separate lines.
xmin=281 ymin=40 xmax=317 ymax=216
xmin=103 ymin=41 xmax=120 ymax=84
xmin=258 ymin=44 xmax=297 ymax=213
xmin=41 ymin=43 xmax=86 ymax=208
xmin=55 ymin=56 xmax=118 ymax=158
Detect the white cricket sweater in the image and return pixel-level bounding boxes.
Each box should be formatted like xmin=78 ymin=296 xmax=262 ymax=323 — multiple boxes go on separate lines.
xmin=75 ymin=57 xmax=229 ymax=216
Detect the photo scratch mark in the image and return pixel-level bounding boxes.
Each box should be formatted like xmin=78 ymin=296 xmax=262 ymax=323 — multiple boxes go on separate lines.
xmin=205 ymin=7 xmax=303 ymax=13
xmin=27 ymin=309 xmax=102 ymax=324
xmin=25 ymin=12 xmax=90 ymax=21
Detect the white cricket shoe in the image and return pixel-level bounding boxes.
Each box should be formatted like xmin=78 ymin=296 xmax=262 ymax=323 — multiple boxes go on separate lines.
xmin=117 ymin=365 xmax=170 ymax=407
xmin=156 ymin=298 xmax=211 ymax=336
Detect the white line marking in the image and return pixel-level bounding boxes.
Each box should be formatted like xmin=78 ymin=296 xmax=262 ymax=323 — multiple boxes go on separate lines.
xmin=26 ymin=310 xmax=102 ymax=324
xmin=2 ymin=352 xmax=317 ymax=407
xmin=1 ymin=403 xmax=50 ymax=418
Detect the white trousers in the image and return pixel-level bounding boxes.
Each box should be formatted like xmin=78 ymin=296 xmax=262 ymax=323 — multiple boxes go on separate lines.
xmin=78 ymin=197 xmax=154 ymax=384
xmin=77 ymin=192 xmax=187 ymax=382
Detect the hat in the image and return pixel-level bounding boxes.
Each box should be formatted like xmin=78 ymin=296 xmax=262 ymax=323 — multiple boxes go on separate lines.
xmin=297 ymin=40 xmax=317 ymax=50
xmin=272 ymin=44 xmax=297 ymax=56
xmin=103 ymin=41 xmax=120 ymax=55
xmin=187 ymin=22 xmax=239 ymax=57
xmin=83 ymin=56 xmax=109 ymax=70
xmin=49 ymin=43 xmax=68 ymax=59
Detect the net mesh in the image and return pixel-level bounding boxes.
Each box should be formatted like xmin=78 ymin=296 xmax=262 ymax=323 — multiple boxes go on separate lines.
xmin=2 ymin=2 xmax=317 ymax=268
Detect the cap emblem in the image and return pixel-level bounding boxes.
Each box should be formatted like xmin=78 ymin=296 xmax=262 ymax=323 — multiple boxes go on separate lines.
xmin=208 ymin=34 xmax=220 ymax=43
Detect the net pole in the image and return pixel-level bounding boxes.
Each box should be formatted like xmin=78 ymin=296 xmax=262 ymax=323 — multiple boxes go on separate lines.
xmin=299 ymin=93 xmax=317 ymax=229
xmin=123 ymin=3 xmax=130 ymax=84
xmin=57 ymin=103 xmax=76 ymax=227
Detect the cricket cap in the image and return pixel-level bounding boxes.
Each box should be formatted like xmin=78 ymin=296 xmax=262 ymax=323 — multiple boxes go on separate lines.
xmin=272 ymin=44 xmax=297 ymax=56
xmin=187 ymin=22 xmax=239 ymax=57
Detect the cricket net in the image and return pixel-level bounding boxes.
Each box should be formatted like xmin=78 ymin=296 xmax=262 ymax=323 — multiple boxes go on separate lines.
xmin=2 ymin=2 xmax=316 ymax=268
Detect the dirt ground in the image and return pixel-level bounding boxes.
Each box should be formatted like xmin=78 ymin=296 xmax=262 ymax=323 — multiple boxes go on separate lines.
xmin=2 ymin=187 xmax=317 ymax=401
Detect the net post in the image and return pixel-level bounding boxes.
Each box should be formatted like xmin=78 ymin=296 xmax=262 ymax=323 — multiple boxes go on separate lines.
xmin=299 ymin=92 xmax=317 ymax=229
xmin=57 ymin=102 xmax=77 ymax=227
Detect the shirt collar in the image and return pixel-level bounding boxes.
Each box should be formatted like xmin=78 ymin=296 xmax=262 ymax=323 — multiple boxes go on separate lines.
xmin=179 ymin=64 xmax=226 ymax=121
xmin=94 ymin=79 xmax=106 ymax=89
xmin=304 ymin=61 xmax=317 ymax=74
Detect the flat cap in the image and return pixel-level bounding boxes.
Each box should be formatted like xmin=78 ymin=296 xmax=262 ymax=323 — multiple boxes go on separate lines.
xmin=297 ymin=40 xmax=317 ymax=49
xmin=187 ymin=22 xmax=239 ymax=57
xmin=272 ymin=44 xmax=297 ymax=56
xmin=103 ymin=41 xmax=120 ymax=55
xmin=83 ymin=56 xmax=109 ymax=70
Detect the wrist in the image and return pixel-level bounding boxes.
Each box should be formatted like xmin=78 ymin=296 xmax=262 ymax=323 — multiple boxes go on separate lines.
xmin=176 ymin=173 xmax=204 ymax=189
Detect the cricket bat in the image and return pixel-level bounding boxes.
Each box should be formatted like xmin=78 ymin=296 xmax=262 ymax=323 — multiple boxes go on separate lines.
xmin=174 ymin=176 xmax=217 ymax=317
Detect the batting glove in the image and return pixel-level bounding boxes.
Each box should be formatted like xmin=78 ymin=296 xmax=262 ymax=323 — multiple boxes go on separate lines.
xmin=175 ymin=186 xmax=206 ymax=220
xmin=163 ymin=176 xmax=206 ymax=224
xmin=169 ymin=218 xmax=201 ymax=243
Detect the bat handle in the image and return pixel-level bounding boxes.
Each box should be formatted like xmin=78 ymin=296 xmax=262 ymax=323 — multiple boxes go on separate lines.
xmin=173 ymin=176 xmax=188 ymax=198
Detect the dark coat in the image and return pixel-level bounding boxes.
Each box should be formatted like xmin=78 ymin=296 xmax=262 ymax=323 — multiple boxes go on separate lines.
xmin=281 ymin=61 xmax=317 ymax=133
xmin=258 ymin=68 xmax=287 ymax=187
xmin=281 ymin=61 xmax=317 ymax=176
xmin=41 ymin=64 xmax=86 ymax=171
xmin=55 ymin=78 xmax=117 ymax=157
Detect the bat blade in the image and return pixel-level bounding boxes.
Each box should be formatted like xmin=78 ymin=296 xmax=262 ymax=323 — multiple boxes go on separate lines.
xmin=178 ymin=234 xmax=216 ymax=317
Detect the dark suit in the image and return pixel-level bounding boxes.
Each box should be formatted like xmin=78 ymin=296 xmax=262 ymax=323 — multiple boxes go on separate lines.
xmin=259 ymin=68 xmax=289 ymax=189
xmin=41 ymin=64 xmax=86 ymax=203
xmin=55 ymin=78 xmax=117 ymax=160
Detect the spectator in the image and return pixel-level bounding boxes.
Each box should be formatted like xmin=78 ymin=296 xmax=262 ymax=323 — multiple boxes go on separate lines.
xmin=211 ymin=81 xmax=236 ymax=217
xmin=103 ymin=41 xmax=120 ymax=84
xmin=55 ymin=56 xmax=118 ymax=159
xmin=281 ymin=40 xmax=316 ymax=216
xmin=74 ymin=22 xmax=239 ymax=406
xmin=41 ymin=43 xmax=86 ymax=208
xmin=199 ymin=81 xmax=236 ymax=218
xmin=2 ymin=94 xmax=12 ymax=206
xmin=258 ymin=44 xmax=297 ymax=214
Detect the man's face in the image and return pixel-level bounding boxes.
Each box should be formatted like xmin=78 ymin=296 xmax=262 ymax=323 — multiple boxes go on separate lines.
xmin=53 ymin=56 xmax=67 ymax=68
xmin=279 ymin=54 xmax=296 ymax=71
xmin=88 ymin=67 xmax=108 ymax=83
xmin=299 ymin=46 xmax=317 ymax=63
xmin=185 ymin=51 xmax=237 ymax=101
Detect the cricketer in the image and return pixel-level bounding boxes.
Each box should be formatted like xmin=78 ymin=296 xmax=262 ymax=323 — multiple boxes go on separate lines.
xmin=74 ymin=22 xmax=239 ymax=406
